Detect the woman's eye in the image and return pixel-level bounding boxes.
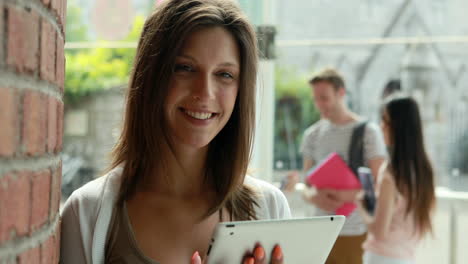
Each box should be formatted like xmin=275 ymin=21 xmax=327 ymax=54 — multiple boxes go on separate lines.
xmin=218 ymin=72 xmax=234 ymax=79
xmin=174 ymin=64 xmax=193 ymax=72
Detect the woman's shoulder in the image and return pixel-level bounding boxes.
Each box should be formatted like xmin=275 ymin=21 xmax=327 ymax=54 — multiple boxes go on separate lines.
xmin=61 ymin=167 xmax=123 ymax=221
xmin=244 ymin=175 xmax=292 ymax=220
xmin=244 ymin=174 xmax=277 ymax=190
xmin=60 ymin=167 xmax=123 ymax=264
xmin=67 ymin=168 xmax=121 ymax=202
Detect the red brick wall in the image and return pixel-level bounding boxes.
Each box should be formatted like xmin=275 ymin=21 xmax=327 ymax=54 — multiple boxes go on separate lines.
xmin=0 ymin=0 xmax=66 ymax=263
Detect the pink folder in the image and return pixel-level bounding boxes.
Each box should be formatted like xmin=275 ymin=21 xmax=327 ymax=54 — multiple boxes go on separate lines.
xmin=306 ymin=152 xmax=362 ymax=216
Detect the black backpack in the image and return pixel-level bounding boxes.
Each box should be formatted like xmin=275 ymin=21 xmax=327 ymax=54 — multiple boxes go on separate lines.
xmin=348 ymin=121 xmax=367 ymax=178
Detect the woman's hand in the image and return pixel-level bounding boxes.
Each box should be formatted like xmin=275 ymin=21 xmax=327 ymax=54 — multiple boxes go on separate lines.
xmin=355 ymin=190 xmax=366 ymax=211
xmin=281 ymin=171 xmax=300 ymax=192
xmin=304 ymin=188 xmax=342 ymax=212
xmin=355 ymin=190 xmax=365 ymax=203
xmin=329 ymin=188 xmax=361 ymax=203
xmin=190 ymin=244 xmax=284 ymax=264
xmin=191 ymin=251 xmax=205 ymax=264
xmin=242 ymin=244 xmax=283 ymax=264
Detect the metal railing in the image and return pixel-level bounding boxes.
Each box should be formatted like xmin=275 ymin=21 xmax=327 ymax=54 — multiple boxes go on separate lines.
xmin=64 ymin=35 xmax=468 ymax=50
xmin=435 ymin=187 xmax=468 ymax=264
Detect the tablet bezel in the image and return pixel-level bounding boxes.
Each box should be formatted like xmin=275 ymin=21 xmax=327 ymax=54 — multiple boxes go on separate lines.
xmin=206 ymin=215 xmax=345 ymax=264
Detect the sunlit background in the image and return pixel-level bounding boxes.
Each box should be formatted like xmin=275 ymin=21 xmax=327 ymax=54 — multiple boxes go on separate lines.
xmin=62 ymin=1 xmax=468 ymax=263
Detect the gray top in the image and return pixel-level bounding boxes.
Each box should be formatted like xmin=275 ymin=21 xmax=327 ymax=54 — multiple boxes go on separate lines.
xmin=105 ymin=204 xmax=225 ymax=264
xmin=105 ymin=203 xmax=160 ymax=264
xmin=300 ymin=119 xmax=386 ymax=166
xmin=60 ymin=166 xmax=292 ymax=264
xmin=300 ymin=119 xmax=387 ymax=236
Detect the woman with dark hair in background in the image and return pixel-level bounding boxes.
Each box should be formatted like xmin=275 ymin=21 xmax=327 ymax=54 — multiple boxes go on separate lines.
xmin=60 ymin=1 xmax=290 ymax=263
xmin=358 ymin=95 xmax=436 ymax=264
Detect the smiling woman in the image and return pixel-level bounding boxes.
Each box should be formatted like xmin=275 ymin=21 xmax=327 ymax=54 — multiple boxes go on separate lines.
xmin=59 ymin=1 xmax=291 ymax=264
xmin=165 ymin=27 xmax=240 ymax=150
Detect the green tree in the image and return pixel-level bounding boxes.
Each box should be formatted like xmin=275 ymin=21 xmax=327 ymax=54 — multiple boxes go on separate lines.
xmin=274 ymin=67 xmax=320 ymax=169
xmin=64 ymin=16 xmax=145 ymax=105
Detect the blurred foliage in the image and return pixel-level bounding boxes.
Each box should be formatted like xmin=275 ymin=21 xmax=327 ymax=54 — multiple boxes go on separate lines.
xmin=274 ymin=67 xmax=320 ymax=170
xmin=65 ymin=0 xmax=89 ymax=43
xmin=64 ymin=4 xmax=145 ymax=105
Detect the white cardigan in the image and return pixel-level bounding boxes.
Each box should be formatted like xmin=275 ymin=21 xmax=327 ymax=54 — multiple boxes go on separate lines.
xmin=60 ymin=167 xmax=292 ymax=264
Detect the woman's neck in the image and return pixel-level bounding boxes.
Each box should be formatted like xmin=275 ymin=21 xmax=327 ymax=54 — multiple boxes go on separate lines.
xmin=143 ymin=143 xmax=212 ymax=199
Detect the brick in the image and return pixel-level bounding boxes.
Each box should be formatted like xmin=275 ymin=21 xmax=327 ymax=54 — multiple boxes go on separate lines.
xmin=30 ymin=170 xmax=51 ymax=231
xmin=23 ymin=91 xmax=46 ymax=155
xmin=0 ymin=88 xmax=17 ymax=156
xmin=49 ymin=163 xmax=62 ymax=220
xmin=47 ymin=97 xmax=58 ymax=153
xmin=40 ymin=19 xmax=56 ymax=83
xmin=41 ymin=233 xmax=56 ymax=264
xmin=56 ymin=35 xmax=65 ymax=92
xmin=6 ymin=6 xmax=39 ymax=74
xmin=0 ymin=173 xmax=31 ymax=244
xmin=18 ymin=246 xmax=41 ymax=264
xmin=56 ymin=101 xmax=64 ymax=152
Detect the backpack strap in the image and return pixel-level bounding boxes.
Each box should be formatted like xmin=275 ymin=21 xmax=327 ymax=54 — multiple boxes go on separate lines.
xmin=348 ymin=121 xmax=367 ymax=178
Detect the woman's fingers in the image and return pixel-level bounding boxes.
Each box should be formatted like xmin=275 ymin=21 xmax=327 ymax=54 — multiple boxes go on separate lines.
xmin=191 ymin=251 xmax=202 ymax=264
xmin=243 ymin=245 xmax=282 ymax=264
xmin=253 ymin=246 xmax=266 ymax=264
xmin=242 ymin=245 xmax=266 ymax=264
xmin=243 ymin=257 xmax=254 ymax=264
xmin=356 ymin=190 xmax=365 ymax=201
xmin=271 ymin=245 xmax=284 ymax=264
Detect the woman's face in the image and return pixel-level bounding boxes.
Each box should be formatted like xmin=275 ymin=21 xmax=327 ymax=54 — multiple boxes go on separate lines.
xmin=164 ymin=26 xmax=240 ymax=150
xmin=381 ymin=111 xmax=392 ymax=146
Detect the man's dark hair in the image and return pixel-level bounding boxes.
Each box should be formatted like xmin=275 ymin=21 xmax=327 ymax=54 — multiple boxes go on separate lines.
xmin=309 ymin=68 xmax=346 ymax=91
xmin=381 ymin=79 xmax=401 ymax=99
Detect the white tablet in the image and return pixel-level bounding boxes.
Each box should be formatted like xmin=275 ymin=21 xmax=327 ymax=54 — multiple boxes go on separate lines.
xmin=206 ymin=216 xmax=345 ymax=264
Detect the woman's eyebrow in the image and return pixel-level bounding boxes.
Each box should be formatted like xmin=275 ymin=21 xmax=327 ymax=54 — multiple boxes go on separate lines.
xmin=175 ymin=54 xmax=195 ymax=61
xmin=218 ymin=62 xmax=239 ymax=68
xmin=176 ymin=55 xmax=239 ymax=68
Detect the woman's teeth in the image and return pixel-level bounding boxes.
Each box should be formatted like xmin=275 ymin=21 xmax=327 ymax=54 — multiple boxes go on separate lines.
xmin=185 ymin=110 xmax=213 ymax=120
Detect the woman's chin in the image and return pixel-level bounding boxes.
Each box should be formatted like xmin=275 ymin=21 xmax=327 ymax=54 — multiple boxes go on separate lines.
xmin=178 ymin=137 xmax=213 ymax=151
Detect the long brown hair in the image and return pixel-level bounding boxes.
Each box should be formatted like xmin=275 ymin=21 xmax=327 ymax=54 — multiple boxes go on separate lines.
xmin=382 ymin=95 xmax=436 ymax=234
xmin=108 ymin=0 xmax=259 ymax=220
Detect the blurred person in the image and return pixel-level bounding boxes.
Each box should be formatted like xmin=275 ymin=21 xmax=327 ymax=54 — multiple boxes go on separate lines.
xmin=357 ymin=95 xmax=436 ymax=264
xmin=284 ymin=68 xmax=387 ymax=264
xmin=60 ymin=1 xmax=290 ymax=263
xmin=381 ymin=79 xmax=401 ymax=100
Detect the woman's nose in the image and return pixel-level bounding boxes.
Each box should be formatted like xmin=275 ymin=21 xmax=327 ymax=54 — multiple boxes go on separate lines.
xmin=192 ymin=73 xmax=215 ymax=100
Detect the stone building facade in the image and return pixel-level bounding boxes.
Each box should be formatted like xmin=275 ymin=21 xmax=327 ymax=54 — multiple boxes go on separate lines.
xmin=275 ymin=0 xmax=468 ymax=183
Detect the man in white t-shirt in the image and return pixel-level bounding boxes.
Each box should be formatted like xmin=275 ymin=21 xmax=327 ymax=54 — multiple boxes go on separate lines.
xmin=287 ymin=68 xmax=386 ymax=264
